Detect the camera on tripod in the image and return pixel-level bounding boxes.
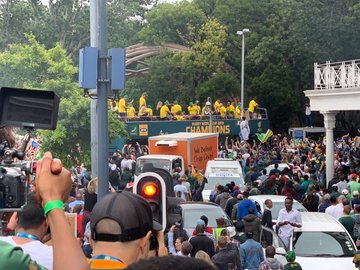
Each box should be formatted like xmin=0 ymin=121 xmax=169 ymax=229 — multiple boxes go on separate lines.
xmin=0 ymin=87 xmax=59 ymax=211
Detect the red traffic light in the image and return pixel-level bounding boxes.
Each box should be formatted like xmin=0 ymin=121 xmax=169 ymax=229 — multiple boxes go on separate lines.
xmin=142 ymin=182 xmax=158 ymax=198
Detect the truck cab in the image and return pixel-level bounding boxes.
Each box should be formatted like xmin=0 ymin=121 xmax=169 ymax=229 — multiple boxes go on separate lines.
xmin=135 ymin=155 xmax=185 ymax=180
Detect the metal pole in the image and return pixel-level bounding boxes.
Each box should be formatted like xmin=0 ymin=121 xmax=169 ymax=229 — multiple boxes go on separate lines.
xmin=241 ymin=34 xmax=245 ymax=116
xmin=90 ymin=0 xmax=109 ymax=199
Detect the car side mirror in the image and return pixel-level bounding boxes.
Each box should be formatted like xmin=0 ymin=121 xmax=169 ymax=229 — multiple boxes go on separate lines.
xmin=275 ymin=247 xmax=286 ymax=256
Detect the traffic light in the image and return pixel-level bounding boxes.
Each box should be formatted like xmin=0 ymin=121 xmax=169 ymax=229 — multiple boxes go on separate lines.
xmin=133 ymin=172 xmax=167 ymax=230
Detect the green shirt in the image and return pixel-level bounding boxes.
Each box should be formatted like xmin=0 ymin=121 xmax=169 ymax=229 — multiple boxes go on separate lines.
xmin=339 ymin=216 xmax=356 ymax=238
xmin=284 ymin=262 xmax=303 ymax=270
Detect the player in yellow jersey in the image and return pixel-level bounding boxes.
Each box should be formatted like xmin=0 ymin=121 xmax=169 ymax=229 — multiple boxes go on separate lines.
xmin=146 ymin=105 xmax=153 ymax=116
xmin=118 ymin=95 xmax=128 ymax=117
xmin=248 ymin=97 xmax=259 ymax=118
xmin=138 ymin=92 xmax=147 ymax=112
xmin=160 ymin=101 xmax=171 ymax=119
xmin=214 ymin=98 xmax=221 ymax=113
xmin=226 ymin=101 xmax=235 ymax=118
xmin=235 ymin=103 xmax=242 ymax=118
xmin=127 ymin=103 xmax=136 ymax=118
xmin=171 ymin=100 xmax=182 ymax=115
xmin=218 ymin=103 xmax=227 ymax=118
xmin=194 ymin=100 xmax=201 ymax=116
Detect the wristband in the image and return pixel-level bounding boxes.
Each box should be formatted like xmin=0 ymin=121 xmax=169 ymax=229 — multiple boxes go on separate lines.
xmin=44 ymin=200 xmax=64 ymax=215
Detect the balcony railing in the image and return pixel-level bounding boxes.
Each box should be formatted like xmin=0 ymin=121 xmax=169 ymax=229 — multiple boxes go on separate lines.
xmin=314 ymin=59 xmax=360 ymax=90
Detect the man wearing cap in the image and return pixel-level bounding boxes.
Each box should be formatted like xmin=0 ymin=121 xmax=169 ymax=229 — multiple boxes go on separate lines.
xmin=171 ymin=100 xmax=182 ymax=115
xmin=277 ymin=197 xmax=302 ymax=249
xmin=118 ymin=95 xmax=128 ymax=117
xmin=202 ymin=101 xmax=212 ymax=116
xmin=89 ymin=191 xmax=165 ymax=269
xmin=160 ymin=101 xmax=171 ymax=120
xmin=127 ymin=103 xmax=136 ymax=119
xmin=284 ymin=251 xmax=302 ymax=270
xmin=240 ymin=231 xmax=264 ymax=270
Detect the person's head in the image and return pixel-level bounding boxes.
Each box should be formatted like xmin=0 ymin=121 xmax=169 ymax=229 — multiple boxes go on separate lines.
xmin=285 ymin=197 xmax=294 ymax=211
xmin=17 ymin=198 xmax=47 ymax=236
xmin=195 ymin=250 xmax=215 ymax=268
xmin=330 ymin=195 xmax=337 ymax=205
xmin=265 ymin=199 xmax=273 ymax=209
xmin=245 ymin=231 xmax=254 ymax=239
xmin=274 ymin=163 xmax=279 ymax=169
xmin=200 ymin=215 xmax=209 ymax=227
xmin=195 ymin=224 xmax=205 ymax=235
xmin=265 ymin=245 xmax=276 ymax=258
xmin=248 ymin=208 xmax=255 ymax=215
xmin=180 ymin=241 xmax=192 ymax=256
xmin=217 ymin=236 xmax=228 ymax=249
xmin=174 ymin=237 xmax=185 ymax=252
xmin=75 ymin=192 xmax=83 ymax=200
xmin=242 ymin=191 xmax=250 ymax=198
xmin=323 ymin=194 xmax=331 ymax=202
xmin=285 ymin=251 xmax=296 ymax=263
xmin=353 ymin=191 xmax=359 ymax=198
xmin=355 ymin=205 xmax=360 ymax=214
xmin=90 ymin=191 xmax=162 ymax=265
xmin=125 ymin=255 xmax=215 ymax=270
xmin=343 ymin=205 xmax=351 ymax=216
xmin=73 ymin=204 xmax=82 ymax=214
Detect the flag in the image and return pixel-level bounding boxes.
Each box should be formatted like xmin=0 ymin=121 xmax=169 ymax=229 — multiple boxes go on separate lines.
xmin=255 ymin=129 xmax=273 ymax=144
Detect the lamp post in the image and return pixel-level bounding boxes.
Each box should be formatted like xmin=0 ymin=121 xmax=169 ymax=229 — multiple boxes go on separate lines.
xmin=236 ymin=29 xmax=250 ymax=116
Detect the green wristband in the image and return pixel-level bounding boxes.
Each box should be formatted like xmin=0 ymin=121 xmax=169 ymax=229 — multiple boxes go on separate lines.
xmin=44 ymin=200 xmax=64 ymax=215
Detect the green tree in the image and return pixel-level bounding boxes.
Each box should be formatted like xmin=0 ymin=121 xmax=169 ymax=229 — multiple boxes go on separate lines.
xmin=0 ymin=35 xmax=128 ymax=167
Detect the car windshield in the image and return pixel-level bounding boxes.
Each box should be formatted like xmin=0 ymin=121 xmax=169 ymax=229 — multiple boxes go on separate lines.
xmin=135 ymin=159 xmax=171 ymax=175
xmin=205 ymin=177 xmax=244 ymax=190
xmin=292 ymin=231 xmax=355 ymax=257
xmin=182 ymin=207 xmax=233 ymax=228
xmin=271 ymin=202 xmax=306 ymax=220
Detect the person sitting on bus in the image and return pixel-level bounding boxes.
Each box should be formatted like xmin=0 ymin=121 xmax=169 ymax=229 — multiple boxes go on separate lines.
xmin=175 ymin=111 xmax=185 ymax=121
xmin=146 ymin=105 xmax=153 ymax=116
xmin=138 ymin=104 xmax=148 ymax=117
xmin=127 ymin=103 xmax=136 ymax=119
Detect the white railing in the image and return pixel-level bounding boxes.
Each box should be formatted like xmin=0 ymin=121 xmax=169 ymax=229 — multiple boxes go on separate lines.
xmin=314 ymin=59 xmax=360 ymax=90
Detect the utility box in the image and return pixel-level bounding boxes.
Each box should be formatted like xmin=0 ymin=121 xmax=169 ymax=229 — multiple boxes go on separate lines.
xmin=148 ymin=132 xmax=218 ymax=172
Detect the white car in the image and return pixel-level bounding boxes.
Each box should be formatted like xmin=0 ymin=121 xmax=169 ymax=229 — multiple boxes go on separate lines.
xmin=263 ymin=163 xmax=290 ymax=175
xmin=249 ymin=195 xmax=307 ymax=223
xmin=264 ymin=212 xmax=357 ymax=270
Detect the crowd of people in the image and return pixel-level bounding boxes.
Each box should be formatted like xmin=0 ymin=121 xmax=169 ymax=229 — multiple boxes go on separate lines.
xmin=0 ymin=123 xmax=360 ymax=270
xmin=110 ymin=92 xmax=261 ymax=120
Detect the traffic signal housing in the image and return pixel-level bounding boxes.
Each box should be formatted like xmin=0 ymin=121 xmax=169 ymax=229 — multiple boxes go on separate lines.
xmin=133 ymin=172 xmax=167 ymax=230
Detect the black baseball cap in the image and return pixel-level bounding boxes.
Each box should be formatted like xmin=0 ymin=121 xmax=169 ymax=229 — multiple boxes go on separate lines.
xmin=90 ymin=191 xmax=162 ymax=242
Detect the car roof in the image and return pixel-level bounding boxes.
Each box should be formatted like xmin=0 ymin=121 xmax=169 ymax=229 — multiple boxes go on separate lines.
xmin=295 ymin=212 xmax=346 ymax=232
xmin=249 ymin=195 xmax=301 ymax=203
xmin=179 ymin=202 xmax=221 ymax=209
xmin=137 ymin=155 xmax=182 ymax=160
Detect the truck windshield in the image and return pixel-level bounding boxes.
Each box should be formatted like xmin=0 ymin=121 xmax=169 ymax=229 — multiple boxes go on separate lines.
xmin=135 ymin=159 xmax=171 ymax=175
xmin=205 ymin=176 xmax=244 ymax=190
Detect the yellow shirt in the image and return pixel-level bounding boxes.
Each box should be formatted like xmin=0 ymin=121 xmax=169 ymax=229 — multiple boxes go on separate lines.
xmin=146 ymin=108 xmax=153 ymax=116
xmin=175 ymin=115 xmax=184 ymax=120
xmin=138 ymin=106 xmax=147 ymax=116
xmin=214 ymin=101 xmax=220 ymax=112
xmin=118 ymin=98 xmax=127 ymax=113
xmin=139 ymin=96 xmax=146 ymax=109
xmin=219 ymin=106 xmax=227 ymax=117
xmin=160 ymin=105 xmax=170 ymax=118
xmin=127 ymin=107 xmax=136 ymax=118
xmin=235 ymin=107 xmax=241 ymax=118
xmin=171 ymin=104 xmax=182 ymax=114
xmin=226 ymin=105 xmax=235 ymax=113
xmin=194 ymin=105 xmax=201 ymax=115
xmin=248 ymin=100 xmax=258 ymax=113
xmin=188 ymin=105 xmax=198 ymax=115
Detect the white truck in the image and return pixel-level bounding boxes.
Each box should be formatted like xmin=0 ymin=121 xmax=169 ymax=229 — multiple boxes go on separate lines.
xmin=202 ymin=159 xmax=244 ymax=201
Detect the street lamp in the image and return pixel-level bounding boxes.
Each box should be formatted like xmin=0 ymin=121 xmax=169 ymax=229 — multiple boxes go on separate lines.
xmin=236 ymin=28 xmax=250 ymax=116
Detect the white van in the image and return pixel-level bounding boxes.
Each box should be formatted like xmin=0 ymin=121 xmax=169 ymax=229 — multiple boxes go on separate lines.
xmin=203 ymin=159 xmax=244 ymax=201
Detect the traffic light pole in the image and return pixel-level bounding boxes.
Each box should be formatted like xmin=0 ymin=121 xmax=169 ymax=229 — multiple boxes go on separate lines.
xmin=90 ymin=0 xmax=109 ymax=199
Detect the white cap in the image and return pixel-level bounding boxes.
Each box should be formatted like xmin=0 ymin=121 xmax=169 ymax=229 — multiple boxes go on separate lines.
xmin=342 ymin=189 xmax=349 ymax=195
xmin=226 ymin=226 xmax=236 ymax=238
xmin=205 ymin=101 xmax=211 ymax=106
